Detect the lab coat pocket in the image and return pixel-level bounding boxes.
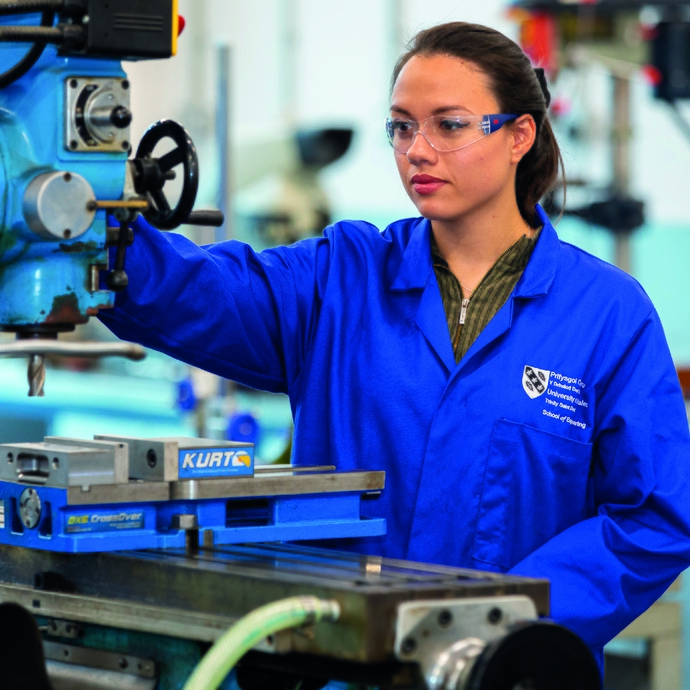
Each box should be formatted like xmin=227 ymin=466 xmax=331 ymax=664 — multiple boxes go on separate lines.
xmin=472 ymin=418 xmax=593 ymax=570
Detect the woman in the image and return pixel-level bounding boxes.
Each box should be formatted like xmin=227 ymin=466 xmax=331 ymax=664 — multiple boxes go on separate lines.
xmin=101 ymin=22 xmax=690 ymax=672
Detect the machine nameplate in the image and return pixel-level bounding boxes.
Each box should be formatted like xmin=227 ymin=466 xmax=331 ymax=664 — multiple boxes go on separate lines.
xmin=65 ymin=510 xmax=145 ymax=533
xmin=178 ymin=447 xmax=253 ymax=479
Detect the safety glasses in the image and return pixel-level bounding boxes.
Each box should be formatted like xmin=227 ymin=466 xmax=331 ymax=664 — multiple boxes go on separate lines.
xmin=385 ymin=113 xmax=519 ymax=153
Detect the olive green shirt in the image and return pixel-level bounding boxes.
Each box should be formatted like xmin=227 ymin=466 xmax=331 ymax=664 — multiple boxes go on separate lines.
xmin=432 ymin=229 xmax=540 ymax=363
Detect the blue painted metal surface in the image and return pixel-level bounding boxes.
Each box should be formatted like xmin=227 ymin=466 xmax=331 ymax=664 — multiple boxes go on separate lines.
xmin=0 ymin=14 xmax=126 ymax=329
xmin=0 ymin=481 xmax=386 ymax=553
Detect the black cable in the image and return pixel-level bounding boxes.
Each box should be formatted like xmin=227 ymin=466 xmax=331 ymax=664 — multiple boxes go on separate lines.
xmin=0 ymin=10 xmax=54 ymax=88
xmin=667 ymin=100 xmax=690 ymax=146
xmin=0 ymin=0 xmax=62 ymax=15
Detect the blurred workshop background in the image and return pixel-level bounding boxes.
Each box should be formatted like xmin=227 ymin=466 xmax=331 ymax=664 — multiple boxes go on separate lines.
xmin=1 ymin=1 xmax=689 ymax=688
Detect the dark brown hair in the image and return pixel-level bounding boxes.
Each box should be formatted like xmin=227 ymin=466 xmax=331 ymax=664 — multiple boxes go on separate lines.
xmin=391 ymin=22 xmax=563 ymax=228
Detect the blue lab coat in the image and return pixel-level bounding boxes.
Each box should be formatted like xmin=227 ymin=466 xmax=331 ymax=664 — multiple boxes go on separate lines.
xmin=100 ymin=205 xmax=690 ymax=667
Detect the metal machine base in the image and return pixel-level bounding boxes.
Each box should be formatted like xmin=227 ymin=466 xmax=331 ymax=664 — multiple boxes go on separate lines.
xmin=0 ymin=542 xmax=603 ymax=689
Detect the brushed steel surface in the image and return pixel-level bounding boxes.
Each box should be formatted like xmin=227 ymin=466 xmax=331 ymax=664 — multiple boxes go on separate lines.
xmin=170 ymin=469 xmax=385 ymax=500
xmin=64 ymin=469 xmax=385 ymax=505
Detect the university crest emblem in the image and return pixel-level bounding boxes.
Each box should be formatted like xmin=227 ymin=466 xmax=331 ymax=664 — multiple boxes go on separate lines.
xmin=522 ymin=365 xmax=550 ymax=399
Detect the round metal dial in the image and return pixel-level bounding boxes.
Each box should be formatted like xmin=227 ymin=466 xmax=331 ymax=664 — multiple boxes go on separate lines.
xmin=19 ymin=487 xmax=41 ymax=529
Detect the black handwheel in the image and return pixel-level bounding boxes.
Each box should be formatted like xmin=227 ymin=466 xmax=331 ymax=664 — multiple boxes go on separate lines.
xmin=466 ymin=621 xmax=601 ymax=690
xmin=133 ymin=119 xmax=199 ymax=230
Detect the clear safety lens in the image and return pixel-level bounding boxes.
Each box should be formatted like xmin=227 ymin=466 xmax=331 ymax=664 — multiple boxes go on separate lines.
xmin=385 ymin=113 xmax=519 ymax=153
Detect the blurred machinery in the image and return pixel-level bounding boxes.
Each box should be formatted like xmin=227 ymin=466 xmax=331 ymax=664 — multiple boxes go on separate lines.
xmin=0 ymin=3 xmax=599 ymax=689
xmin=510 ymin=3 xmax=690 ymax=687
xmin=234 ymin=126 xmax=353 ymax=248
xmin=511 ymin=0 xmax=690 ymax=272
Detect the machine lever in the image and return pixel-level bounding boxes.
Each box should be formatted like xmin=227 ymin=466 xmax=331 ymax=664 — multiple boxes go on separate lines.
xmin=89 ymin=199 xmax=149 ymax=211
xmin=105 ymin=218 xmax=130 ymax=291
xmin=185 ymin=209 xmax=225 ymax=227
xmin=0 ymin=340 xmax=145 ymax=396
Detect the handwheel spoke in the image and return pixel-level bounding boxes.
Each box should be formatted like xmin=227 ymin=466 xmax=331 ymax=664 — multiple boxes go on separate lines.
xmin=158 ymin=147 xmax=185 ymax=172
xmin=152 ymin=189 xmax=171 ymax=213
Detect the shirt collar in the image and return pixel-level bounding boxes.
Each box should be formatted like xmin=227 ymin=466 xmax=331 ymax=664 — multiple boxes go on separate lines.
xmin=513 ymin=205 xmax=559 ymax=298
xmin=431 ymin=230 xmax=537 ymax=274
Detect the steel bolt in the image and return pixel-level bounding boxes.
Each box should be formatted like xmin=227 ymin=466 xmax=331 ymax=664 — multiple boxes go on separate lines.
xmin=401 ymin=637 xmax=417 ymax=656
xmin=172 ymin=514 xmax=198 ymax=530
xmin=487 ymin=607 xmax=503 ymax=625
xmin=437 ymin=609 xmax=453 ymax=628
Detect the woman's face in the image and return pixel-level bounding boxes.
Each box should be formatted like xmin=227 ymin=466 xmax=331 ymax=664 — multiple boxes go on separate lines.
xmin=390 ymin=53 xmax=527 ymax=227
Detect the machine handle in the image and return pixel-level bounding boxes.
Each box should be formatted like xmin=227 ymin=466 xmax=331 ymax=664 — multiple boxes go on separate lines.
xmin=0 ymin=340 xmax=146 ymax=397
xmin=185 ymin=209 xmax=225 ymax=227
xmin=0 ymin=340 xmax=145 ymax=360
xmin=105 ymin=219 xmax=130 ymax=290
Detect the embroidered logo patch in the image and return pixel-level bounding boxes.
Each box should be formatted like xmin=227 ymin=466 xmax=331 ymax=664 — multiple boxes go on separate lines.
xmin=522 ymin=365 xmax=550 ymax=399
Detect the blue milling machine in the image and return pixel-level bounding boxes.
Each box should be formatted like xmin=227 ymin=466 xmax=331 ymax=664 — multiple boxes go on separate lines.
xmin=0 ymin=3 xmax=600 ymax=689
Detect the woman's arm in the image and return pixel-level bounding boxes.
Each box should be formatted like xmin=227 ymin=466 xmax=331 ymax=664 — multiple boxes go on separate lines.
xmin=99 ymin=216 xmax=330 ymax=393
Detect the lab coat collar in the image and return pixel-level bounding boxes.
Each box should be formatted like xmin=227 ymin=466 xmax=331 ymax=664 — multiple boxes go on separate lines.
xmin=390 ymin=217 xmax=433 ymax=291
xmin=513 ymin=204 xmax=559 ymax=299
xmin=390 ymin=205 xmax=559 ymax=298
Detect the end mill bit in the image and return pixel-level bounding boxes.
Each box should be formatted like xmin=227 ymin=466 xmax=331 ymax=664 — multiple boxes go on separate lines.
xmin=28 ymin=354 xmax=45 ymax=397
